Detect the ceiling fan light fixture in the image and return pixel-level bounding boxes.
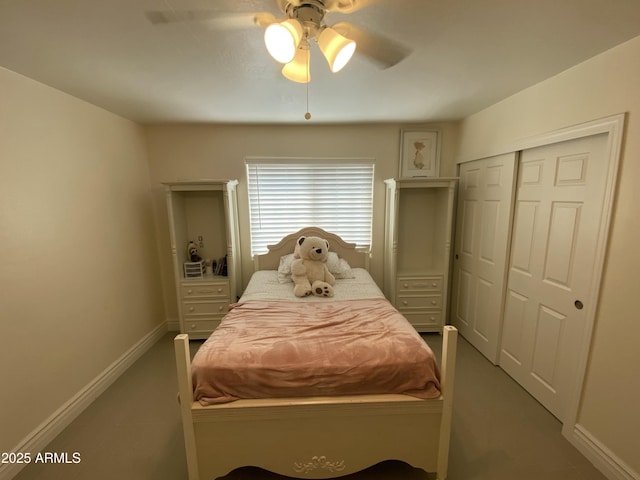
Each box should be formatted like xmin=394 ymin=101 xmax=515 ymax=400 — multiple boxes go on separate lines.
xmin=317 ymin=27 xmax=356 ymax=72
xmin=264 ymin=18 xmax=303 ymax=63
xmin=282 ymin=45 xmax=311 ymax=83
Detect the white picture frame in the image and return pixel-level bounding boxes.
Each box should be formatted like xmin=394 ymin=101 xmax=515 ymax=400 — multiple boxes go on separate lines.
xmin=399 ymin=129 xmax=440 ymax=178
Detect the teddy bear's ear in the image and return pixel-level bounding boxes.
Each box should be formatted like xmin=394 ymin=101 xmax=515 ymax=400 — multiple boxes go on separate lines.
xmin=325 ymin=240 xmax=330 ymax=250
xmin=297 ymin=236 xmax=306 ymax=246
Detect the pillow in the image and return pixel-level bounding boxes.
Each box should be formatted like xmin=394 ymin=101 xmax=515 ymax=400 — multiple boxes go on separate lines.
xmin=326 ymin=252 xmax=355 ymax=279
xmin=277 ymin=254 xmax=296 ymax=283
xmin=277 ymin=252 xmax=355 ymax=283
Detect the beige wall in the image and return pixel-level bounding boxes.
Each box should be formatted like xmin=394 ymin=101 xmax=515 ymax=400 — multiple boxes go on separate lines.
xmin=0 ymin=68 xmax=164 ymax=454
xmin=145 ymin=122 xmax=460 ymax=321
xmin=456 ymin=35 xmax=640 ymax=474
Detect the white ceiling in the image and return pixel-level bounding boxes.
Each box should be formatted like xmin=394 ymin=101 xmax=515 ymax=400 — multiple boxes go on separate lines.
xmin=2 ymin=0 xmax=640 ymax=124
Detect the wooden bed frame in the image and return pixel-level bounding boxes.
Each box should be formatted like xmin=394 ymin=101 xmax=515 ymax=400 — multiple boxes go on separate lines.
xmin=174 ymin=227 xmax=458 ymax=480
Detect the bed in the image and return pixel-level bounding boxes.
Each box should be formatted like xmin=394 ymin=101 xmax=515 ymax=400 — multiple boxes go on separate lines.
xmin=174 ymin=227 xmax=458 ymax=480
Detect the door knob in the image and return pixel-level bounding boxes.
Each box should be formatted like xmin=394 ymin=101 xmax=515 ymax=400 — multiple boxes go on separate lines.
xmin=574 ymin=300 xmax=584 ymax=310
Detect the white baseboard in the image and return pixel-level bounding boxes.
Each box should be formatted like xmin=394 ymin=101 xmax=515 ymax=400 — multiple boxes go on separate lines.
xmin=0 ymin=322 xmax=168 ymax=480
xmin=569 ymin=424 xmax=639 ymax=480
xmin=166 ymin=317 xmax=180 ymax=332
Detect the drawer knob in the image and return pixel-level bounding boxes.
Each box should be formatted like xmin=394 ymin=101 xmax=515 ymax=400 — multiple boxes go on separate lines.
xmin=190 ymin=324 xmax=196 ymax=329
xmin=403 ymin=283 xmax=409 ymax=288
xmin=188 ymin=306 xmax=195 ymax=312
xmin=187 ymin=289 xmax=193 ymax=294
xmin=218 ymin=306 xmax=224 ymax=311
xmin=402 ymin=300 xmax=408 ymax=306
xmin=431 ymin=283 xmax=437 ymax=287
xmin=431 ymin=300 xmax=437 ymax=305
xmin=217 ymin=288 xmax=223 ymax=293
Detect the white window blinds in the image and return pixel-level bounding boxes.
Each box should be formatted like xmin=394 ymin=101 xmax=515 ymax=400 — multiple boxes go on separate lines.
xmin=246 ymin=158 xmax=375 ymax=256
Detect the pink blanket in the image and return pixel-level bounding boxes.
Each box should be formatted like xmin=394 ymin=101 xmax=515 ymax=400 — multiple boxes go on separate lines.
xmin=191 ymin=299 xmax=441 ymax=405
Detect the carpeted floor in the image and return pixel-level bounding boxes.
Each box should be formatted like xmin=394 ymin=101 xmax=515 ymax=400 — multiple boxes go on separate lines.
xmin=13 ymin=331 xmax=606 ymax=480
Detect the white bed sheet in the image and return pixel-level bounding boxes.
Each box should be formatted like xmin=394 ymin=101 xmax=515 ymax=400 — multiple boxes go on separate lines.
xmin=239 ymin=268 xmax=385 ymax=303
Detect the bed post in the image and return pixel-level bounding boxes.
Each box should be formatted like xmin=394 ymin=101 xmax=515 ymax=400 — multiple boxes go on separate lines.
xmin=437 ymin=325 xmax=458 ymax=480
xmin=174 ymin=334 xmax=200 ymax=480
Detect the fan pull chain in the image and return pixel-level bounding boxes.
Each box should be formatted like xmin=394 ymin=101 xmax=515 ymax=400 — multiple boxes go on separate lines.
xmin=305 ymin=46 xmax=311 ymax=120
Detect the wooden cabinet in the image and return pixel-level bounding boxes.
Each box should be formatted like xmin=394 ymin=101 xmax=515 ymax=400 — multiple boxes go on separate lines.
xmin=163 ymin=180 xmax=241 ymax=339
xmin=384 ymin=178 xmax=457 ymax=332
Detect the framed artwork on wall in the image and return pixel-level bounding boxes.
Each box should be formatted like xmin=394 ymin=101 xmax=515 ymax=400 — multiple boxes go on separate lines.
xmin=399 ymin=129 xmax=440 ymax=178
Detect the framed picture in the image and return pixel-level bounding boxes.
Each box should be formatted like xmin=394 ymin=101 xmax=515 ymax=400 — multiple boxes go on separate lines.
xmin=399 ymin=129 xmax=440 ymax=178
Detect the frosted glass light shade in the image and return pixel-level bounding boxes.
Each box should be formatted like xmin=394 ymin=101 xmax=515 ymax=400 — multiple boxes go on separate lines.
xmin=264 ymin=19 xmax=303 ymax=64
xmin=282 ymin=47 xmax=311 ymax=83
xmin=317 ymin=27 xmax=356 ymax=72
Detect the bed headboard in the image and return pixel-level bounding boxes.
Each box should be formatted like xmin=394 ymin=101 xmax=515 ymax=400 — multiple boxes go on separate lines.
xmin=253 ymin=227 xmax=370 ymax=271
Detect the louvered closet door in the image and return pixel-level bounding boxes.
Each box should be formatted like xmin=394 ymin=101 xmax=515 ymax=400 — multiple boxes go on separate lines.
xmin=451 ymin=153 xmax=517 ymax=364
xmin=500 ymin=133 xmax=608 ymax=420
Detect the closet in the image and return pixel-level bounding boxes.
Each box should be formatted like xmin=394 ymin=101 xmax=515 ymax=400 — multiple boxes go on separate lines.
xmin=163 ymin=180 xmax=241 ymax=339
xmin=451 ymin=116 xmax=622 ymax=422
xmin=384 ymin=178 xmax=457 ymax=332
xmin=449 ymin=153 xmax=517 ymax=363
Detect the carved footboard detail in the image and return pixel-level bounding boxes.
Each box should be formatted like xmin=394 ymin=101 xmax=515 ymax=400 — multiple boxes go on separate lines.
xmin=294 ymin=456 xmax=346 ymax=474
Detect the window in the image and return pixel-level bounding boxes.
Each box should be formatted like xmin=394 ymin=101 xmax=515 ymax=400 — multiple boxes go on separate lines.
xmin=246 ymin=158 xmax=375 ymax=256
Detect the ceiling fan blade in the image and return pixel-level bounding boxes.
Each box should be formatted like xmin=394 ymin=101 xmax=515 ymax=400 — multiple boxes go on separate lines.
xmin=324 ymin=0 xmax=380 ymax=14
xmin=332 ymin=21 xmax=412 ymax=68
xmin=145 ymin=10 xmax=219 ymax=24
xmin=145 ymin=10 xmax=275 ymax=29
xmin=206 ymin=12 xmax=276 ymax=30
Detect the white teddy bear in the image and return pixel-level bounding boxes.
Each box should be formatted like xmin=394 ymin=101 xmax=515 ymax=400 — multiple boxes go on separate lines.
xmin=291 ymin=236 xmax=336 ymax=297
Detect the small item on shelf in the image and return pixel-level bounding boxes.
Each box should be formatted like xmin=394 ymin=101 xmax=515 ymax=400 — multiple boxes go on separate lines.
xmin=214 ymin=255 xmax=228 ymax=276
xmin=184 ymin=260 xmax=206 ymax=278
xmin=187 ymin=241 xmax=202 ymax=262
xmin=220 ymin=255 xmax=227 ymax=276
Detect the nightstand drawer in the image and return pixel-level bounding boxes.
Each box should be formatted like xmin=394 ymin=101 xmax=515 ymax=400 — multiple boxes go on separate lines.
xmin=396 ymin=294 xmax=442 ymax=310
xmin=397 ymin=276 xmax=443 ymax=292
xmin=181 ymin=282 xmax=229 ymax=299
xmin=183 ymin=318 xmax=221 ymax=335
xmin=403 ymin=312 xmax=442 ymax=330
xmin=182 ymin=300 xmax=229 ymax=316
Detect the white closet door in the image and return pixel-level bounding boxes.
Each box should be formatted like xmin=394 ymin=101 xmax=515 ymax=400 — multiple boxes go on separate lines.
xmin=500 ymin=133 xmax=608 ymax=420
xmin=451 ymin=153 xmax=517 ymax=364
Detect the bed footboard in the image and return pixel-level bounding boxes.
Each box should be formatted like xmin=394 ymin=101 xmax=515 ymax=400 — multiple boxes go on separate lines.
xmin=174 ymin=326 xmax=458 ymax=480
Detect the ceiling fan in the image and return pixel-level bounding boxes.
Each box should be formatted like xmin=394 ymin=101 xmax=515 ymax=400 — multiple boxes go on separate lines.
xmin=145 ymin=0 xmax=411 ymax=83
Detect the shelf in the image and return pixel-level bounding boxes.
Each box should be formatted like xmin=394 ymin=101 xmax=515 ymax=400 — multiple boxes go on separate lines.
xmin=384 ymin=177 xmax=457 ymax=332
xmin=181 ymin=274 xmax=229 ymax=283
xmin=164 ymin=179 xmax=240 ymax=337
xmin=396 ymin=269 xmax=444 ymax=277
